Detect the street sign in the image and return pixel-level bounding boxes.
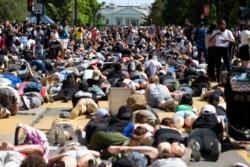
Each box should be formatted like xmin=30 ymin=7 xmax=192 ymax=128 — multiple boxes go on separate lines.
xmin=34 ymin=3 xmax=43 ymax=14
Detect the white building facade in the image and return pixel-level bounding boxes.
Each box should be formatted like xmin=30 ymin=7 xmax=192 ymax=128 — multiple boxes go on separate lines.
xmin=99 ymin=3 xmax=150 ymax=26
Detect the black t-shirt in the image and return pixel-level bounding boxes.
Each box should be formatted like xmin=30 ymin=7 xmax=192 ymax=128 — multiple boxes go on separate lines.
xmin=153 ymin=128 xmax=184 ymax=147
xmin=192 ymin=114 xmax=223 ymax=135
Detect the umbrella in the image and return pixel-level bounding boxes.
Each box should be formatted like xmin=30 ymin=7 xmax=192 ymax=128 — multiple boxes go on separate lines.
xmin=27 ymin=15 xmax=55 ymax=24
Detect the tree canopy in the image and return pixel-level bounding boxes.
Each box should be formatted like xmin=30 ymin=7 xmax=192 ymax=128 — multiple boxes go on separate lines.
xmin=147 ymin=0 xmax=249 ymax=27
xmin=0 ymin=0 xmax=249 ymax=28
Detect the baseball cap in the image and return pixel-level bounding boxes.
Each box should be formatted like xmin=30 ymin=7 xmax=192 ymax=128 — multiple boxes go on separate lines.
xmin=91 ymin=108 xmax=108 ymax=117
xmin=201 ymin=104 xmax=216 ymax=115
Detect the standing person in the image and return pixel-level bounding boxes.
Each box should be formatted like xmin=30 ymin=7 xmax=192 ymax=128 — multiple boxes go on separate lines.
xmin=209 ymin=19 xmax=235 ymax=86
xmin=205 ymin=22 xmax=217 ymax=80
xmin=238 ymin=20 xmax=250 ymax=67
xmin=74 ymin=25 xmax=84 ymax=49
xmin=196 ymin=22 xmax=208 ymax=63
xmin=59 ymin=19 xmax=70 ymax=60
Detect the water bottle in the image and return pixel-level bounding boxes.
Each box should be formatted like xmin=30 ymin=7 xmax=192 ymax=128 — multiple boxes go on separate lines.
xmin=174 ymin=80 xmax=180 ymax=90
xmin=200 ymin=88 xmax=206 ymax=100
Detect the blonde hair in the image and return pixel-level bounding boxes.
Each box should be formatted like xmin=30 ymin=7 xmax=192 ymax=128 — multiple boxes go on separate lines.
xmin=148 ymin=75 xmax=160 ymax=84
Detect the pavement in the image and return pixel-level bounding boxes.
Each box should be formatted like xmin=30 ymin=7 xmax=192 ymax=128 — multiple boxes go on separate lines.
xmin=1 ymin=99 xmax=250 ymax=167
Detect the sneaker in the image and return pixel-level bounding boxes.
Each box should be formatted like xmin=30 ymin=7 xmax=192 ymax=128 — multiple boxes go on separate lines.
xmin=232 ymin=162 xmax=249 ymax=167
xmin=0 ymin=107 xmax=10 ymax=118
xmin=210 ymin=140 xmax=221 ymax=162
xmin=188 ymin=140 xmax=201 ymax=162
xmin=47 ymin=126 xmax=57 ymax=146
xmin=56 ymin=126 xmax=65 ymax=147
xmin=181 ymin=147 xmax=192 ymax=164
xmin=21 ymin=96 xmax=31 ymax=110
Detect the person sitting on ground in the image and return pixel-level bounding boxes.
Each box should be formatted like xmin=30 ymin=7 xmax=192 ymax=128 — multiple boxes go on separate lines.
xmin=129 ymin=62 xmax=149 ymax=92
xmin=70 ymin=81 xmax=99 ymax=119
xmin=145 ymin=75 xmax=175 ymax=111
xmin=172 ymin=93 xmax=198 ymax=130
xmin=187 ymin=104 xmax=223 ymax=162
xmin=48 ymin=143 xmax=105 ymax=167
xmin=87 ymin=69 xmax=107 ymax=99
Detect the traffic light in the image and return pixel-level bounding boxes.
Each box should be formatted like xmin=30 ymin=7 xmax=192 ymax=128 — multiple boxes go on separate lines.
xmin=27 ymin=0 xmax=33 ymax=12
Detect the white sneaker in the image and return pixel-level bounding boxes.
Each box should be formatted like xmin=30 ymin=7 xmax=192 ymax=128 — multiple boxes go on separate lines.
xmin=210 ymin=140 xmax=221 ymax=162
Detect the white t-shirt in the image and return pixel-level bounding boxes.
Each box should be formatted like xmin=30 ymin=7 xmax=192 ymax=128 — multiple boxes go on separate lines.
xmin=213 ymin=29 xmax=235 ymax=47
xmin=240 ymin=30 xmax=250 ymax=47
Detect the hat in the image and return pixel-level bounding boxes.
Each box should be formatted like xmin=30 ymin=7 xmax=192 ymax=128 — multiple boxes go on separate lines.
xmin=91 ymin=108 xmax=108 ymax=117
xmin=117 ymin=105 xmax=132 ymax=120
xmin=92 ymin=70 xmax=101 ymax=80
xmin=201 ymin=104 xmax=216 ymax=115
xmin=208 ymin=92 xmax=220 ymax=104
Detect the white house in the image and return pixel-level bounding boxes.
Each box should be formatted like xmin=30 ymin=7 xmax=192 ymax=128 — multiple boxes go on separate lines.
xmin=99 ymin=3 xmax=150 ymax=26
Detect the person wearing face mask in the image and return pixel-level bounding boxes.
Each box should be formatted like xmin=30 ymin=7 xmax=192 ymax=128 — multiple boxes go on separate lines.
xmin=209 ymin=19 xmax=235 ymax=86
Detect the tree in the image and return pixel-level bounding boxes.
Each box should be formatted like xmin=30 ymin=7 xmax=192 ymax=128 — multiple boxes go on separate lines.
xmin=0 ymin=0 xmax=29 ymax=22
xmin=44 ymin=0 xmax=73 ymax=24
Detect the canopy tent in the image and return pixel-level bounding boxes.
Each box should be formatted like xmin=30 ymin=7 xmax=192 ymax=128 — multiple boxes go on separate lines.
xmin=27 ymin=15 xmax=55 ymax=24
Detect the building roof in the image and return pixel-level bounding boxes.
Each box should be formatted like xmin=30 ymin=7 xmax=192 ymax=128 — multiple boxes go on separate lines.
xmin=100 ymin=6 xmax=150 ymax=16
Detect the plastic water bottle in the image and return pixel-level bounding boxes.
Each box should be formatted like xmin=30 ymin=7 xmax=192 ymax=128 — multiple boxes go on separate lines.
xmin=200 ymin=88 xmax=206 ymax=100
xmin=174 ymin=80 xmax=180 ymax=90
xmin=46 ymin=79 xmax=50 ymax=93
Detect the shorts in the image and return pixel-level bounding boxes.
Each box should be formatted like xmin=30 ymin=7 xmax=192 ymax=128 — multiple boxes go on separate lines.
xmin=173 ymin=111 xmax=196 ymax=118
xmin=64 ymin=149 xmax=96 ymax=162
xmin=60 ymin=39 xmax=69 ymax=49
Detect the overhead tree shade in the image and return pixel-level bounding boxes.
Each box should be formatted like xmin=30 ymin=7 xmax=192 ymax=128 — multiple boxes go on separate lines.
xmin=27 ymin=15 xmax=55 ymax=24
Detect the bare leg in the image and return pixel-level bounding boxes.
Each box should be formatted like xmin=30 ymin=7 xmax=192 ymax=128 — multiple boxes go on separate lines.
xmin=0 ymin=141 xmax=15 ymax=150
xmin=173 ymin=116 xmax=185 ymax=129
xmin=0 ymin=141 xmax=43 ymax=156
xmin=158 ymin=99 xmax=175 ymax=111
xmin=185 ymin=116 xmax=197 ymax=129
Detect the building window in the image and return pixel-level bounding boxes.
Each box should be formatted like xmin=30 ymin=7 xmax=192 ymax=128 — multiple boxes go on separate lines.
xmin=106 ymin=19 xmax=109 ymax=24
xmin=117 ymin=18 xmax=121 ymax=25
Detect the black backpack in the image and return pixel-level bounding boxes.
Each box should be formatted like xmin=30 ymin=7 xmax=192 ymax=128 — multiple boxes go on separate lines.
xmin=111 ymin=151 xmax=145 ymax=167
xmin=85 ymin=117 xmax=109 ymax=143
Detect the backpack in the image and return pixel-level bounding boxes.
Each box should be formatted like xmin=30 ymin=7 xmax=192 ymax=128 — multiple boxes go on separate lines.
xmin=20 ymin=92 xmax=44 ymax=110
xmin=14 ymin=123 xmax=49 ymax=162
xmin=111 ymin=151 xmax=146 ymax=167
xmin=85 ymin=117 xmax=109 ymax=143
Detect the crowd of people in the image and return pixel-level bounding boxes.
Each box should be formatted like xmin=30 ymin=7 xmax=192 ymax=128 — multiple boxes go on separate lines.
xmin=0 ymin=17 xmax=249 ymax=167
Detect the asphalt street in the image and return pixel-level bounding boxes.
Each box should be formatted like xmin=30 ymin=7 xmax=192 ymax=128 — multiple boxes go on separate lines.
xmin=0 ymin=100 xmax=249 ymax=167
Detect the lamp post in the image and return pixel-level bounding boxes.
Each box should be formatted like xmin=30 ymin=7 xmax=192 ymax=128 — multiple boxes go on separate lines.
xmin=74 ymin=0 xmax=78 ymax=26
